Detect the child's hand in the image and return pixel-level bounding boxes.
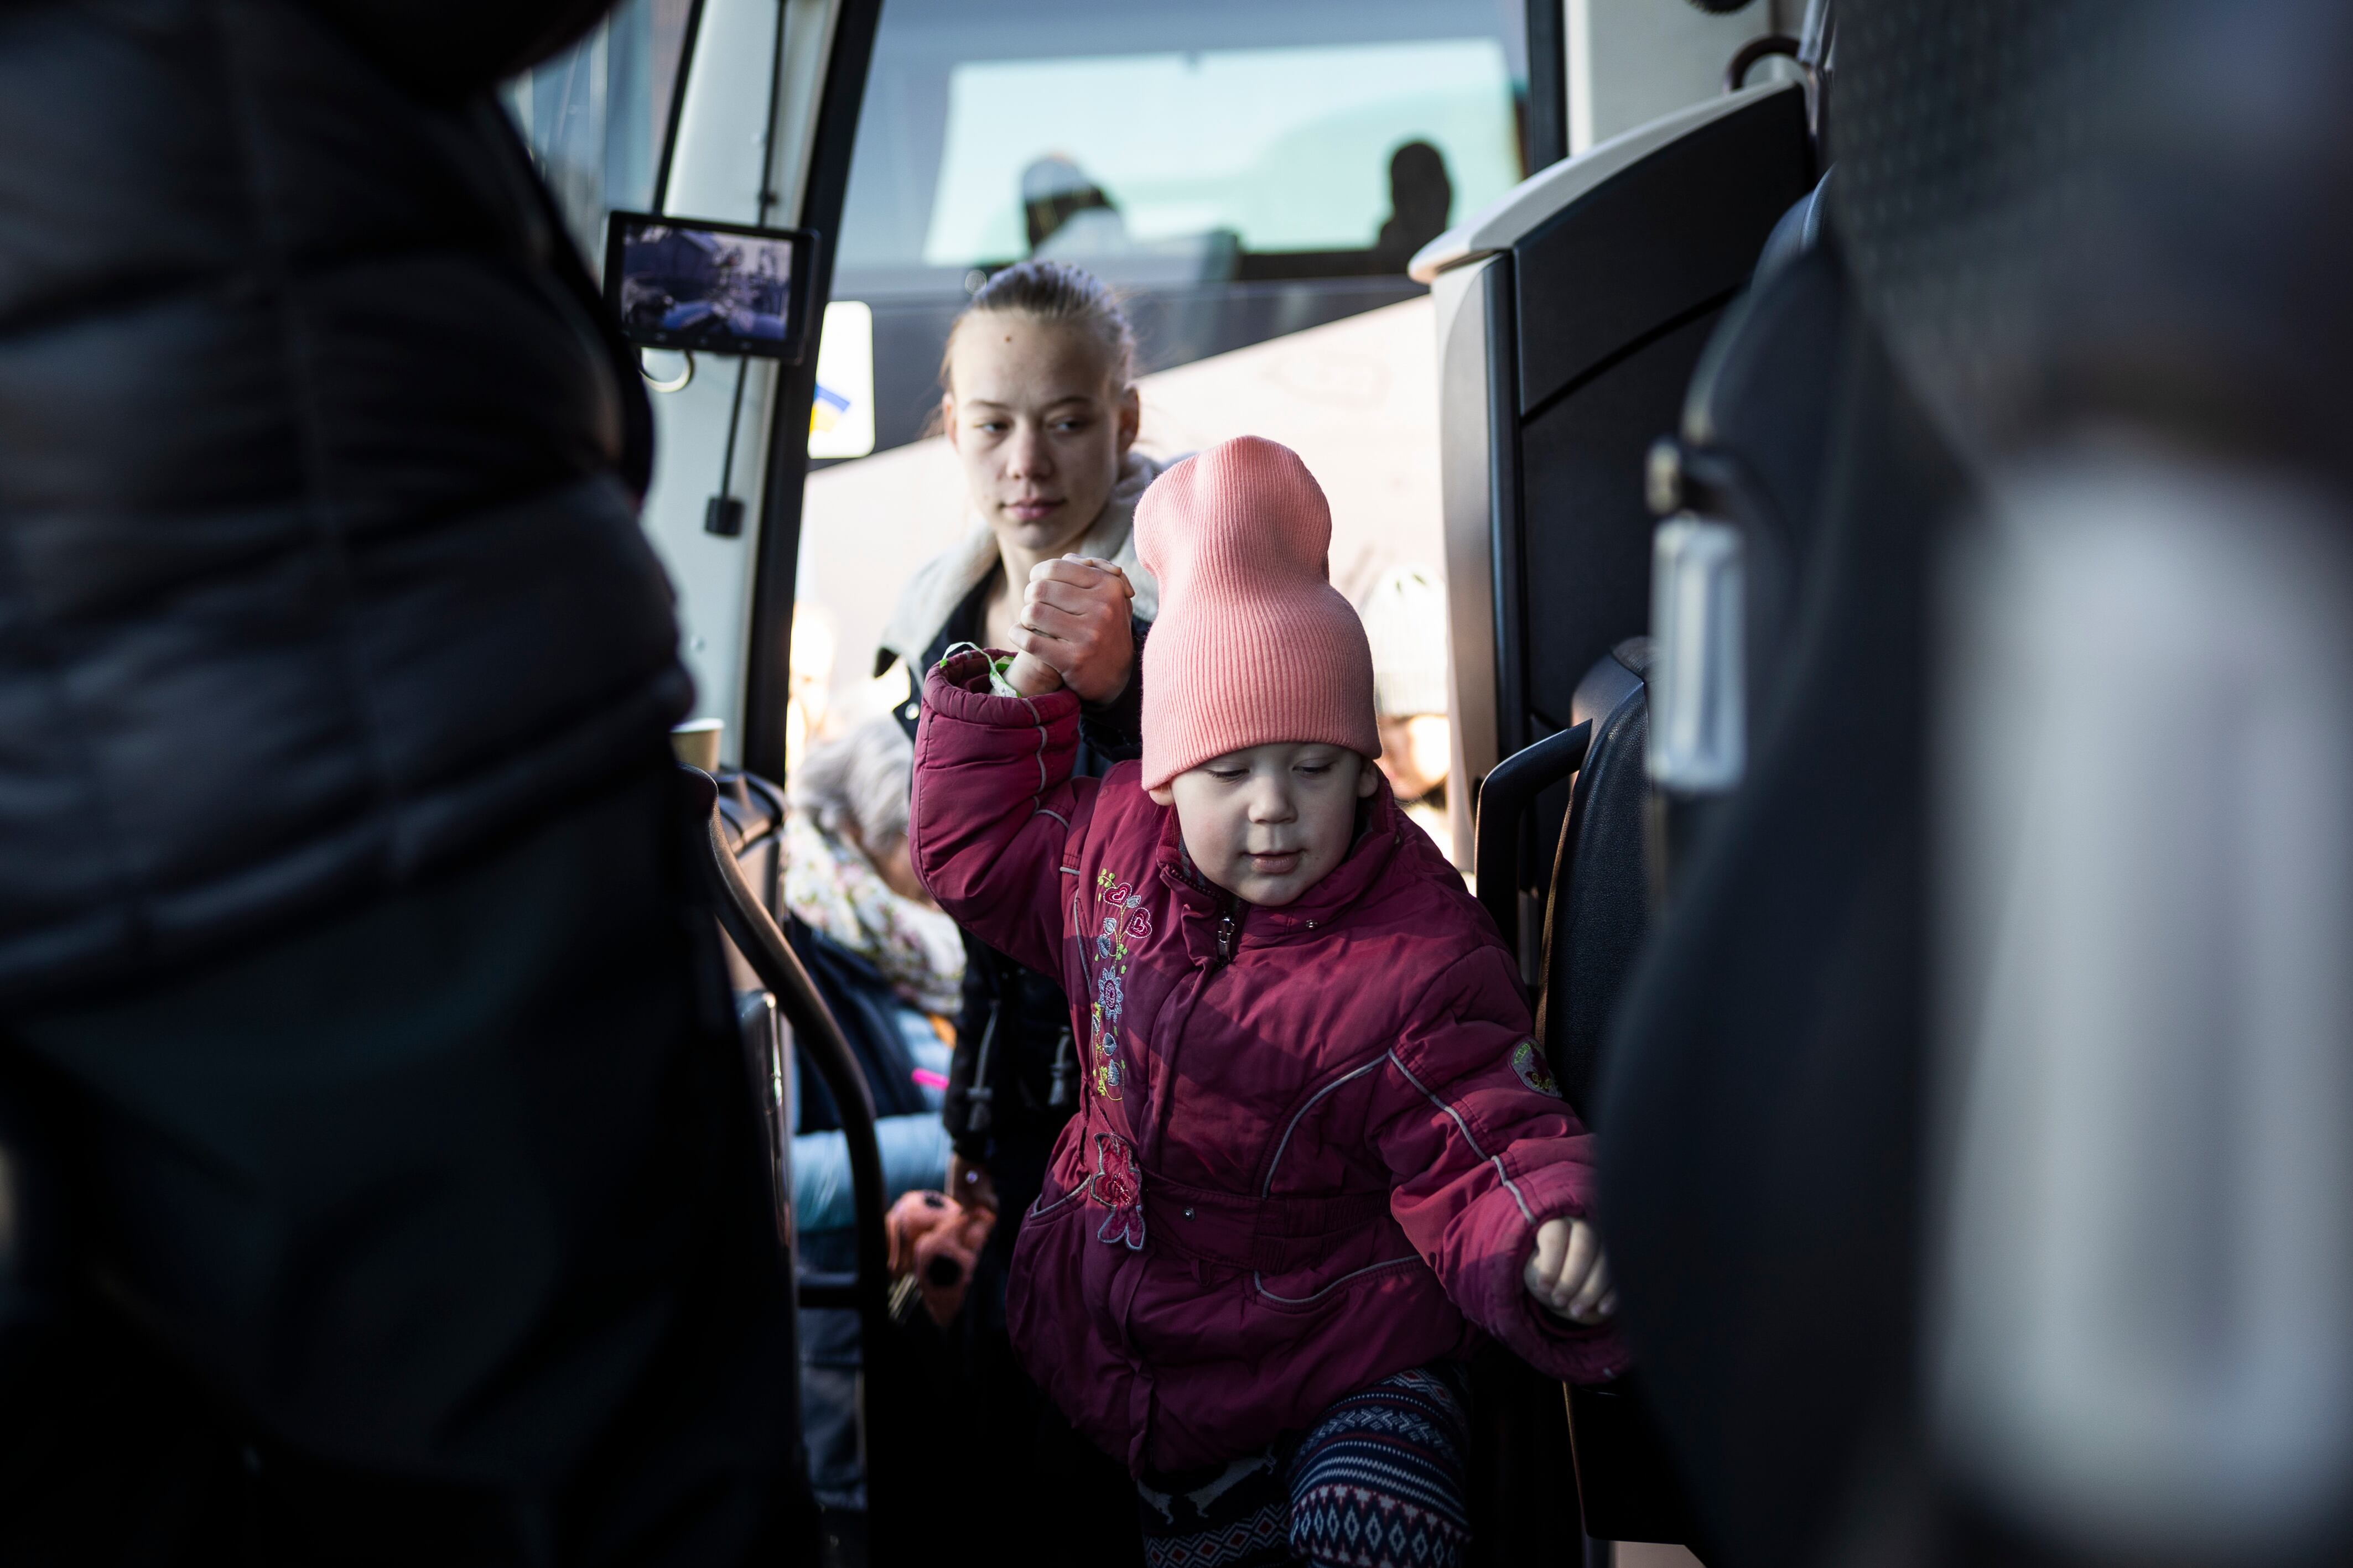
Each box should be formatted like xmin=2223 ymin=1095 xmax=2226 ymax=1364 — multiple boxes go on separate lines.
xmin=1014 ymin=555 xmax=1136 ymax=702
xmin=1001 ymin=648 xmax=1064 ymax=695
xmin=1524 ymin=1217 xmax=1616 ymax=1325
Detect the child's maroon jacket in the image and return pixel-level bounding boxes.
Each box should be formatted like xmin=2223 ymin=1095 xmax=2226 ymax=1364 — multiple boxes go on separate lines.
xmin=910 ymin=652 xmax=1625 ymax=1473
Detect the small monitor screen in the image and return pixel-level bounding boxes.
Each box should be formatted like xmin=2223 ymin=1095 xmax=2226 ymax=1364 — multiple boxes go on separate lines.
xmin=605 ymin=212 xmax=813 ymax=362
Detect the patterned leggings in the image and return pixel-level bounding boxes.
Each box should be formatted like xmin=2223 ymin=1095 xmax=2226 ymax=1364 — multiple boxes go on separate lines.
xmin=1134 ymin=1365 xmax=1473 ymax=1568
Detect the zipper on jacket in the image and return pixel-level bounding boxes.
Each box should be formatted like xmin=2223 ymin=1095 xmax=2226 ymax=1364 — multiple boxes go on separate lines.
xmin=1214 ymin=910 xmax=1238 ymax=967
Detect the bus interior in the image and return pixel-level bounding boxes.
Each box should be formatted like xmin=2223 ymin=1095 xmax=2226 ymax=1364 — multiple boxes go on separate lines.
xmin=507 ymin=0 xmax=2353 ymax=1561
xmin=20 ymin=0 xmax=2344 ymax=1564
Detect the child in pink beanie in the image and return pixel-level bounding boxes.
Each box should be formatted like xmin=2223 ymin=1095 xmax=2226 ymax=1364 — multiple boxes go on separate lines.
xmin=909 ymin=436 xmax=1621 ymax=1567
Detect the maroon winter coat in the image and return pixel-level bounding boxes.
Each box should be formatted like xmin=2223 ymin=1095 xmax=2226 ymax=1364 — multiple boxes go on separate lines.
xmin=910 ymin=650 xmax=1627 ymax=1473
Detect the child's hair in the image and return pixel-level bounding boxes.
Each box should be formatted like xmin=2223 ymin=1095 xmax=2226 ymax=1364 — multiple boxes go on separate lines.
xmin=937 ymin=259 xmax=1139 ymax=395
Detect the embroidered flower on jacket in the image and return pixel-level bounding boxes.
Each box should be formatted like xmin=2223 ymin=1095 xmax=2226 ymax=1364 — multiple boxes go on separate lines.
xmin=1086 ymin=867 xmax=1150 ymax=1102
xmin=1089 ymin=1132 xmax=1146 ymax=1249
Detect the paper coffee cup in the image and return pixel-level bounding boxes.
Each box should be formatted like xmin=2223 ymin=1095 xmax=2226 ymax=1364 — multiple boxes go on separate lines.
xmin=670 ymin=717 xmax=724 ymax=772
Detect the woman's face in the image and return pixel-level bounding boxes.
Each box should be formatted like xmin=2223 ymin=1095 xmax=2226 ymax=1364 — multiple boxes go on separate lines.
xmin=943 ymin=315 xmax=1139 ymax=556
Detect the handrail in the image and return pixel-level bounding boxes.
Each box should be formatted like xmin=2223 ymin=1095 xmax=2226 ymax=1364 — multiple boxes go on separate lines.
xmin=691 ymin=774 xmax=892 ymax=1327
xmin=1473 ymin=722 xmax=1592 ymax=966
xmin=689 ymin=765 xmax=920 ymax=1559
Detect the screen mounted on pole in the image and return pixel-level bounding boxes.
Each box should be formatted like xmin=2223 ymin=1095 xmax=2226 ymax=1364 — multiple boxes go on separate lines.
xmin=605 ymin=211 xmax=817 ymax=362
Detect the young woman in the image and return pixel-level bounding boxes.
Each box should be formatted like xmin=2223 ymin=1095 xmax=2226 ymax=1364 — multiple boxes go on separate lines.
xmin=875 ymin=259 xmax=1167 ymax=1562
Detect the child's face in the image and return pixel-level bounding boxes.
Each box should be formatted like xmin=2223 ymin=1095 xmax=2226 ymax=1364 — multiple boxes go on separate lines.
xmin=943 ymin=316 xmax=1140 ymax=558
xmin=1147 ymin=743 xmax=1380 ymax=908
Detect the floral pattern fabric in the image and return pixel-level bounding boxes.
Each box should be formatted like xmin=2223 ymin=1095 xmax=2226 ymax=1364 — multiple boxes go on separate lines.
xmin=1090 ymin=1131 xmax=1146 ymax=1249
xmin=781 ymin=808 xmax=965 ymax=1015
xmin=1087 ymin=868 xmax=1149 ymax=1102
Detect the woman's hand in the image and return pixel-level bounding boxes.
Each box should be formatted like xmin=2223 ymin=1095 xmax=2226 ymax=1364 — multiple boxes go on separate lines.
xmin=1524 ymin=1217 xmax=1616 ymax=1325
xmin=1015 ymin=555 xmax=1136 ymax=702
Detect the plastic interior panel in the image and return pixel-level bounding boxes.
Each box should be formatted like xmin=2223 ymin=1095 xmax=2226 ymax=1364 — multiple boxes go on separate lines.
xmin=1519 ymin=310 xmax=1727 ymax=736
xmin=1513 ymin=85 xmax=1812 ymax=415
xmin=1500 ymin=80 xmax=1810 ymax=784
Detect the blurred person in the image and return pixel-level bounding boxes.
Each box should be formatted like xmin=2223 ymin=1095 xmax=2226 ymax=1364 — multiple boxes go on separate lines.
xmin=1022 ymin=154 xmax=1123 ymax=255
xmin=1375 ymin=140 xmax=1454 ymax=272
xmin=778 ymin=719 xmax=967 ymax=1509
xmin=784 ymin=717 xmax=963 ymax=1025
xmin=785 ymin=600 xmax=839 ymax=771
xmin=1359 ymin=564 xmax=1456 ymax=856
xmin=0 ymin=3 xmax=803 ymax=1563
xmin=872 ymin=258 xmax=1165 ymax=1562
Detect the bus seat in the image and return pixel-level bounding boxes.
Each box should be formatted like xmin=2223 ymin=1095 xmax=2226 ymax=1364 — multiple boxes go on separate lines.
xmin=1433 ymin=82 xmax=1815 ymax=1561
xmin=1644 ymin=185 xmax=1852 ymax=892
xmin=1417 ymin=78 xmax=1814 ymax=913
xmin=1520 ymin=639 xmax=1703 ymax=1555
xmin=1535 ymin=640 xmax=1651 ymax=1124
xmin=1598 ymin=265 xmax=1972 ymax=1568
xmin=1668 ymin=180 xmax=1850 ymax=760
xmin=1552 ymin=185 xmax=1861 ymax=1566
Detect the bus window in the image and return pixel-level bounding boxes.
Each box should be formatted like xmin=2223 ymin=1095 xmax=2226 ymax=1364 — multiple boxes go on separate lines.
xmin=832 ymin=0 xmax=1531 ymax=459
xmin=787 ymin=4 xmax=1524 ymax=864
xmin=917 ymin=40 xmax=1516 ymax=273
xmin=505 ymin=0 xmax=699 ymax=264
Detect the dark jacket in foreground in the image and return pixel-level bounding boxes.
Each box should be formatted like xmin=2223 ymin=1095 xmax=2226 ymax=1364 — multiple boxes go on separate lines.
xmin=0 ymin=0 xmax=689 ymax=1004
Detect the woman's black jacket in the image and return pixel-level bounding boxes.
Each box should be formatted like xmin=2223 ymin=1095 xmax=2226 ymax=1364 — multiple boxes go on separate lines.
xmin=0 ymin=0 xmax=690 ymax=1004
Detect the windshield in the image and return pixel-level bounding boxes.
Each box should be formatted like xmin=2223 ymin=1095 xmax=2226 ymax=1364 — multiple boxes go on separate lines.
xmin=839 ymin=0 xmax=1526 ymax=294
xmin=913 ymin=37 xmax=1520 ymax=270
xmin=505 ymin=0 xmax=697 ymax=268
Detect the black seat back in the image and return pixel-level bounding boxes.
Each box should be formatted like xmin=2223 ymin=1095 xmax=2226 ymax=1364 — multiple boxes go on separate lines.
xmin=1535 ymin=641 xmax=1653 ymax=1123
xmin=1599 ymin=248 xmax=1968 ymax=1568
xmin=1523 ymin=639 xmax=1700 ymax=1551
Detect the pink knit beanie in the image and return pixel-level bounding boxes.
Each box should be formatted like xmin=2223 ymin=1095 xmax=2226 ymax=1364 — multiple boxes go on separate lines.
xmin=1134 ymin=437 xmax=1380 ymax=790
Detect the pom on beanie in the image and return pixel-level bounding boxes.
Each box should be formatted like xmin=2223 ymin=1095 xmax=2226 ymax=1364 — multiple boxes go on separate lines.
xmin=1134 ymin=437 xmax=1380 ymax=790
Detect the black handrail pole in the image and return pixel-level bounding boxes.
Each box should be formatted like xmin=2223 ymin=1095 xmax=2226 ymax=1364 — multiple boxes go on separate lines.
xmin=704 ymin=812 xmax=891 ymax=1323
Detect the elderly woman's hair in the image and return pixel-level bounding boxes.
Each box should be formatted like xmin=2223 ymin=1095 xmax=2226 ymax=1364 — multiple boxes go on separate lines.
xmin=789 ymin=717 xmax=914 ymax=848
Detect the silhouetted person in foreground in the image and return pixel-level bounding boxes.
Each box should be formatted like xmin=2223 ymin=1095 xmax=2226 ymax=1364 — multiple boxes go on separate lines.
xmin=0 ymin=2 xmax=804 ymax=1562
xmin=1377 ymin=139 xmax=1455 ymax=271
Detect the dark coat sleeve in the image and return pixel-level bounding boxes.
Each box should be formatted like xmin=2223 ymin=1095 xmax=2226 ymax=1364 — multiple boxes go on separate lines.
xmin=304 ymin=0 xmax=620 ymax=98
xmin=1076 ymin=617 xmax=1150 ymax=763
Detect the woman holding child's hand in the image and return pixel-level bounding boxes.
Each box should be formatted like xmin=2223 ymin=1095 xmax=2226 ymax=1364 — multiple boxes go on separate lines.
xmin=874 ymin=261 xmax=1173 ymax=1559
xmin=1003 ymin=554 xmax=1135 ymax=697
